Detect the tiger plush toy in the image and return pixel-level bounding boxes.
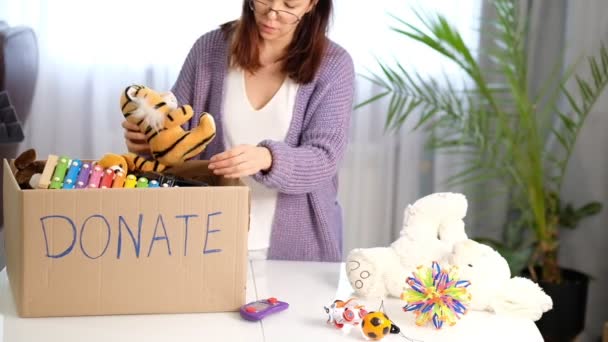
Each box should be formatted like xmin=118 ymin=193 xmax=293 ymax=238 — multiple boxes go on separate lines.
xmin=108 ymin=84 xmax=216 ymax=172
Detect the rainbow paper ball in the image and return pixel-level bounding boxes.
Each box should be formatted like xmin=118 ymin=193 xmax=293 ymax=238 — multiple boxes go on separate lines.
xmin=401 ymin=261 xmax=471 ymax=329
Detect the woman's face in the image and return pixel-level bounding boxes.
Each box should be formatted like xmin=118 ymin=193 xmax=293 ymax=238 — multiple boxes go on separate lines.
xmin=250 ymin=0 xmax=315 ymax=44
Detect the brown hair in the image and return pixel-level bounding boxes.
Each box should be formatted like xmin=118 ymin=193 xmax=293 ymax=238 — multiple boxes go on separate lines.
xmin=221 ymin=0 xmax=332 ymax=84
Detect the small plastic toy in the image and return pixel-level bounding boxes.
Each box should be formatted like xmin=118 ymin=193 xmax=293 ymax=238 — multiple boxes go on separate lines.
xmin=240 ymin=297 xmax=289 ymax=321
xmin=136 ymin=177 xmax=149 ymax=188
xmin=361 ymin=311 xmax=400 ymax=341
xmin=49 ymin=156 xmax=70 ymax=189
xmin=112 ymin=171 xmax=126 ymax=188
xmin=401 ymin=262 xmax=471 ymax=329
xmin=87 ymin=165 xmax=104 ymax=188
xmin=75 ymin=162 xmax=92 ymax=189
xmin=135 ymin=171 xmax=209 ymax=187
xmin=148 ymin=179 xmax=160 ymax=188
xmin=324 ymin=298 xmax=368 ymax=329
xmin=99 ymin=169 xmax=115 ymax=188
xmin=63 ymin=159 xmax=82 ymax=189
xmin=37 ymin=154 xmax=58 ymax=189
xmin=124 ymin=174 xmax=137 ymax=188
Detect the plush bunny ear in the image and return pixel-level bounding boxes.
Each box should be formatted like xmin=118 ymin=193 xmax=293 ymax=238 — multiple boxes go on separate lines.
xmin=14 ymin=148 xmax=36 ymax=170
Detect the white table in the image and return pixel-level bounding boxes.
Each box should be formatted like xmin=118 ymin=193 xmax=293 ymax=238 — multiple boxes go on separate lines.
xmin=0 ymin=260 xmax=543 ymax=342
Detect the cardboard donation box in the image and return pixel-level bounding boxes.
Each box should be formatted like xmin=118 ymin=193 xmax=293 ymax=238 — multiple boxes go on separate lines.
xmin=2 ymin=159 xmax=250 ymax=317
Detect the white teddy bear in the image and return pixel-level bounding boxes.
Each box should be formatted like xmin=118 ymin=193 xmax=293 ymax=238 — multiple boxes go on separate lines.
xmin=346 ymin=192 xmax=469 ymax=298
xmin=346 ymin=192 xmax=553 ymax=321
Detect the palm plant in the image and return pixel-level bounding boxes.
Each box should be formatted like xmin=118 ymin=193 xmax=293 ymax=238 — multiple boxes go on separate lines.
xmin=359 ymin=0 xmax=605 ymax=283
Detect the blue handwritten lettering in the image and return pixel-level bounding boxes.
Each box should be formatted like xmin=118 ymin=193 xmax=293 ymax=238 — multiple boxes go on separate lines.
xmin=79 ymin=215 xmax=111 ymax=259
xmin=176 ymin=214 xmax=198 ymax=256
xmin=147 ymin=214 xmax=171 ymax=257
xmin=203 ymin=212 xmax=222 ymax=254
xmin=117 ymin=215 xmax=143 ymax=259
xmin=41 ymin=215 xmax=77 ymax=258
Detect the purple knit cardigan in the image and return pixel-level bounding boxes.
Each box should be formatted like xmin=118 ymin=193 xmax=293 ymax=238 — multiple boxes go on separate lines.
xmin=171 ymin=28 xmax=355 ymax=262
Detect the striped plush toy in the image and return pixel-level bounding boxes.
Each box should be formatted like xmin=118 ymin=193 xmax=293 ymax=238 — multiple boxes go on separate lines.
xmin=104 ymin=84 xmax=216 ymax=173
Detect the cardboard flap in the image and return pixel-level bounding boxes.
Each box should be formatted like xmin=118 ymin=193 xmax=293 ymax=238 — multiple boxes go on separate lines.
xmin=166 ymin=160 xmax=246 ymax=187
xmin=2 ymin=158 xmax=24 ymax=312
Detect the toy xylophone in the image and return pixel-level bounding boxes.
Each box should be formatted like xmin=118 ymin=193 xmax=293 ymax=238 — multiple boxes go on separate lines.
xmin=36 ymin=154 xmax=208 ymax=190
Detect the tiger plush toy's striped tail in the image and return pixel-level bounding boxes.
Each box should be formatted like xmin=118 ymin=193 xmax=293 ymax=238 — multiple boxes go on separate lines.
xmin=120 ymin=85 xmax=216 ymax=171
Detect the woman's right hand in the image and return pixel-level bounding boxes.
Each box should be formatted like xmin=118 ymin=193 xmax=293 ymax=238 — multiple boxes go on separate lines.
xmin=122 ymin=120 xmax=150 ymax=154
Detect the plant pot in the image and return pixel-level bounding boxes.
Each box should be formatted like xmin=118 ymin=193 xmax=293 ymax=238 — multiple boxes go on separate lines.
xmin=532 ymin=268 xmax=589 ymax=342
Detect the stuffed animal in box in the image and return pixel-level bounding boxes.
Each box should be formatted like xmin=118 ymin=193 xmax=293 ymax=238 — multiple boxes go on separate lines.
xmin=449 ymin=239 xmax=552 ymax=321
xmin=346 ymin=192 xmax=469 ymax=299
xmin=13 ymin=148 xmax=46 ymax=189
xmin=107 ymin=84 xmax=216 ymax=173
xmin=97 ymin=153 xmax=129 ymax=173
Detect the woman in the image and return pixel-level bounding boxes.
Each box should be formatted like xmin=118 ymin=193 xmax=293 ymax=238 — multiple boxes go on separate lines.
xmin=123 ymin=0 xmax=355 ymax=262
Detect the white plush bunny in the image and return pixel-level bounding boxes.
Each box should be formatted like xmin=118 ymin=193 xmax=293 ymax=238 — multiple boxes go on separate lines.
xmin=449 ymin=239 xmax=553 ymax=321
xmin=346 ymin=192 xmax=469 ymax=298
xmin=345 ymin=192 xmax=552 ymax=322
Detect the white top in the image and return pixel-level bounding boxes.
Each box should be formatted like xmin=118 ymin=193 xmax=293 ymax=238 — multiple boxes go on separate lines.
xmin=0 ymin=262 xmax=543 ymax=342
xmin=223 ymin=67 xmax=299 ymax=258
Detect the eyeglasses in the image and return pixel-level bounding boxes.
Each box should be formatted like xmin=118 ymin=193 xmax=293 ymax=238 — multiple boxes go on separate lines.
xmin=249 ymin=0 xmax=301 ymax=25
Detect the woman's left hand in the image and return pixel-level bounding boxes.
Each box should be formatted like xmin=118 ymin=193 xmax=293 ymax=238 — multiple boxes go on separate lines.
xmin=208 ymin=145 xmax=272 ymax=178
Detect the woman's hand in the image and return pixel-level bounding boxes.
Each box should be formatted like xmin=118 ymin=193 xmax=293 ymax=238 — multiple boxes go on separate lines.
xmin=208 ymin=145 xmax=272 ymax=178
xmin=122 ymin=120 xmax=150 ymax=154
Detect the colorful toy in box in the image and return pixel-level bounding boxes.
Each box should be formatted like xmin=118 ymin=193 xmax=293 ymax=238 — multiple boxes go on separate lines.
xmin=13 ymin=149 xmax=46 ymax=189
xmin=136 ymin=177 xmax=149 ymax=188
xmin=62 ymin=159 xmax=82 ymax=189
xmin=401 ymin=262 xmax=471 ymax=329
xmin=124 ymin=174 xmax=137 ymax=188
xmin=134 ymin=171 xmax=209 ymax=187
xmin=99 ymin=84 xmax=216 ymax=173
xmin=37 ymin=155 xmax=58 ymax=189
xmin=49 ymin=156 xmax=70 ymax=189
xmin=87 ymin=165 xmax=104 ymax=188
xmin=96 ymin=153 xmax=128 ymax=173
xmin=99 ymin=168 xmax=115 ymax=188
xmin=76 ymin=162 xmax=92 ymax=189
xmin=13 ymin=149 xmax=209 ymax=190
xmin=112 ymin=171 xmax=126 ymax=188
